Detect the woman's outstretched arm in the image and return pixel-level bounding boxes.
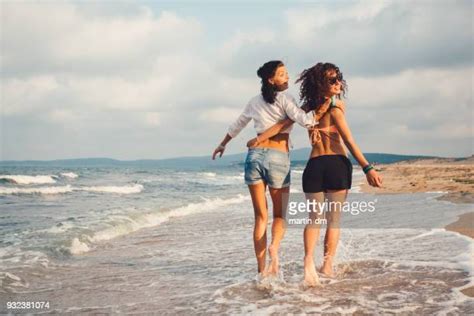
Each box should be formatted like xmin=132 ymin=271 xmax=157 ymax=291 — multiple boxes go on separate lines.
xmin=213 ymin=103 xmax=252 ymax=159
xmin=330 ymin=100 xmax=383 ymax=187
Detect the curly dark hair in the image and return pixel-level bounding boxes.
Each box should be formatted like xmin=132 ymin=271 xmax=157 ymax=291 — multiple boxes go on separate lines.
xmin=257 ymin=60 xmax=284 ymax=104
xmin=296 ymin=62 xmax=347 ymax=112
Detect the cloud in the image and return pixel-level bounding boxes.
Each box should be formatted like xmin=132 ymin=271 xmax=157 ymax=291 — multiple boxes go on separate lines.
xmin=1 ymin=3 xmax=203 ymax=77
xmin=220 ymin=29 xmax=276 ymax=61
xmin=199 ymin=107 xmax=243 ymax=124
xmin=0 ymin=0 xmax=472 ymax=160
xmin=2 ymin=75 xmax=60 ymax=115
xmin=348 ymin=66 xmax=472 ymax=110
xmin=144 ymin=112 xmax=160 ymax=127
xmin=285 ymin=0 xmax=390 ymax=42
xmin=219 ymin=0 xmax=472 ymax=77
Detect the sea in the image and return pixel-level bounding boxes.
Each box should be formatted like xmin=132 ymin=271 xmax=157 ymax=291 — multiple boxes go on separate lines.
xmin=0 ymin=160 xmax=473 ymax=314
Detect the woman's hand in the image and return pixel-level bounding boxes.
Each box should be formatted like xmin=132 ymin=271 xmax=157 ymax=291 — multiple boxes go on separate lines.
xmin=247 ymin=137 xmax=260 ymax=148
xmin=366 ymin=169 xmax=383 ymax=188
xmin=212 ymin=145 xmax=226 ymax=160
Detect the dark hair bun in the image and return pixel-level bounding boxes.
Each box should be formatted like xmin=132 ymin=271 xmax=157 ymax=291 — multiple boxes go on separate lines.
xmin=257 ymin=60 xmax=283 ymax=80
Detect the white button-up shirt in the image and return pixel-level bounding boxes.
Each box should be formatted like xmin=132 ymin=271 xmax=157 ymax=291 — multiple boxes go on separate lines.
xmin=227 ymin=91 xmax=317 ymax=138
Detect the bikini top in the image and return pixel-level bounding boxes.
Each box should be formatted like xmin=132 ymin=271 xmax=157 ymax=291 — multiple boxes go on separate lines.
xmin=308 ymin=96 xmax=345 ymax=145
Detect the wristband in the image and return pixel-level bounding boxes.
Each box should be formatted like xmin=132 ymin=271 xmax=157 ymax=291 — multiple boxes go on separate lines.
xmin=363 ymin=164 xmax=374 ymax=174
xmin=217 ymin=144 xmax=225 ymax=150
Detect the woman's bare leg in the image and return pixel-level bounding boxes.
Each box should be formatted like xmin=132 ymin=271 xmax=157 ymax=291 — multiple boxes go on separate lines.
xmin=248 ymin=182 xmax=269 ymax=274
xmin=266 ymin=186 xmax=289 ymax=276
xmin=303 ymin=192 xmax=325 ymax=286
xmin=320 ymin=189 xmax=348 ymax=277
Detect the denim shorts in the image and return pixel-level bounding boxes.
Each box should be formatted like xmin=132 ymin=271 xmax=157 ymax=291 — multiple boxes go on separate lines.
xmin=244 ymin=148 xmax=291 ymax=188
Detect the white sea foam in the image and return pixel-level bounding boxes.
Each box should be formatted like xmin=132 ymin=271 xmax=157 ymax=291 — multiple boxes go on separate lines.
xmin=41 ymin=222 xmax=76 ymax=234
xmin=200 ymin=172 xmax=217 ymax=177
xmin=0 ymin=175 xmax=57 ymax=184
xmin=0 ymin=272 xmax=29 ymax=289
xmin=0 ymin=185 xmax=74 ymax=195
xmin=69 ymin=238 xmax=91 ymax=255
xmin=68 ymin=194 xmax=250 ymax=254
xmin=0 ymin=246 xmax=50 ymax=269
xmin=60 ymin=172 xmax=79 ymax=179
xmin=0 ymin=184 xmax=144 ymax=195
xmin=78 ymin=184 xmax=144 ymax=194
xmin=189 ymin=173 xmax=243 ymax=186
xmin=350 ymin=185 xmax=361 ymax=193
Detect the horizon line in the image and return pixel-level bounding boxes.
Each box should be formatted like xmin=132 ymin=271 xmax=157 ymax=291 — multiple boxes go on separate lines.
xmin=0 ymin=150 xmax=470 ymax=163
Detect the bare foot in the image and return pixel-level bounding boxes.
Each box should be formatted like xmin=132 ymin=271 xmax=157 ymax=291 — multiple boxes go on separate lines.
xmin=258 ymin=267 xmax=268 ymax=278
xmin=319 ymin=257 xmax=336 ymax=278
xmin=303 ymin=255 xmax=320 ymax=287
xmin=265 ymin=244 xmax=279 ymax=277
xmin=256 ymin=269 xmax=269 ymax=281
xmin=318 ymin=267 xmax=336 ymax=278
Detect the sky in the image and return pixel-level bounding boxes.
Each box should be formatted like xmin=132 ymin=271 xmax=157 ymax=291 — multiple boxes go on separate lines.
xmin=1 ymin=0 xmax=473 ymax=160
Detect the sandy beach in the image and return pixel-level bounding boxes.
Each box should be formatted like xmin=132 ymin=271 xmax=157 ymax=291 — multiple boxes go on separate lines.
xmin=360 ymin=156 xmax=474 ymax=297
xmin=360 ymin=156 xmax=474 ymax=203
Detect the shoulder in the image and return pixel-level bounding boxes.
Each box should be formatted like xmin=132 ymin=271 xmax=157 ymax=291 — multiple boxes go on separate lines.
xmin=335 ymin=99 xmax=345 ymax=110
xmin=330 ymin=99 xmax=346 ymax=116
xmin=249 ymin=94 xmax=263 ymax=103
xmin=277 ymin=91 xmax=297 ymax=106
xmin=247 ymin=94 xmax=263 ymax=107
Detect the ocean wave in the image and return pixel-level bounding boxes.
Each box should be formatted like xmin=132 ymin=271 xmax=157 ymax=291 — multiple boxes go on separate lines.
xmin=190 ymin=173 xmax=243 ymax=186
xmin=60 ymin=172 xmax=79 ymax=179
xmin=40 ymin=221 xmax=76 ymax=234
xmin=0 ymin=246 xmax=50 ymax=270
xmin=0 ymin=175 xmax=57 ymax=185
xmin=0 ymin=184 xmax=144 ymax=195
xmin=67 ymin=194 xmax=250 ymax=255
xmin=140 ymin=172 xmax=242 ymax=186
xmin=69 ymin=238 xmax=91 ymax=255
xmin=0 ymin=272 xmax=29 ymax=290
xmin=0 ymin=185 xmax=74 ymax=195
xmin=0 ymin=172 xmax=79 ymax=185
xmin=199 ymin=172 xmax=217 ymax=177
xmin=78 ymin=184 xmax=143 ymax=194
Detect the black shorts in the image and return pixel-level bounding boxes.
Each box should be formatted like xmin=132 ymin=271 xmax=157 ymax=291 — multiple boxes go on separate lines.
xmin=302 ymin=155 xmax=353 ymax=193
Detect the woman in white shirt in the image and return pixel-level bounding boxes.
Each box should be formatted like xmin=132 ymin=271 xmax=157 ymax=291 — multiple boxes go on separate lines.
xmin=245 ymin=62 xmax=383 ymax=286
xmin=212 ymin=60 xmax=324 ymax=278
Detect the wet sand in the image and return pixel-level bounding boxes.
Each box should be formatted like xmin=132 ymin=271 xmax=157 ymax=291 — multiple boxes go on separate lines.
xmin=359 ymin=156 xmax=474 ymax=297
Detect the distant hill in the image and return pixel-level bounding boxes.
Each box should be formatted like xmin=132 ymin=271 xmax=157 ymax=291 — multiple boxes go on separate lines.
xmin=391 ymin=155 xmax=474 ymax=165
xmin=0 ymin=148 xmax=456 ymax=169
xmin=289 ymin=148 xmax=436 ymax=166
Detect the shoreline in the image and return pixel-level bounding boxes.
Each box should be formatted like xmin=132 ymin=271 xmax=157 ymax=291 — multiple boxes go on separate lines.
xmin=358 ymin=157 xmax=473 ymax=237
xmin=358 ymin=157 xmax=474 ymax=297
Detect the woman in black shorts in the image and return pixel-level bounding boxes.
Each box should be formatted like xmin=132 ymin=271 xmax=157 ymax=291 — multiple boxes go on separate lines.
xmin=247 ymin=62 xmax=382 ymax=286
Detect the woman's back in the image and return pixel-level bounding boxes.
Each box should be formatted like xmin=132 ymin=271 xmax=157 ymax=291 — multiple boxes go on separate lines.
xmin=308 ymin=100 xmax=347 ymax=158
